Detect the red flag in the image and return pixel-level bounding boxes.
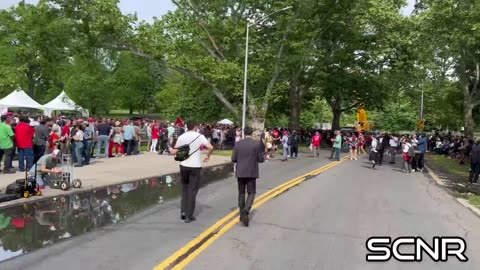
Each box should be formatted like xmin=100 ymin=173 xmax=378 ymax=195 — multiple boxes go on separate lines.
xmin=176 ymin=116 xmax=184 ymax=127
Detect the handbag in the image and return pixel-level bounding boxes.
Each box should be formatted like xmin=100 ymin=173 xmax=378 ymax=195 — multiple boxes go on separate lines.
xmin=174 ymin=135 xmax=201 ymax=162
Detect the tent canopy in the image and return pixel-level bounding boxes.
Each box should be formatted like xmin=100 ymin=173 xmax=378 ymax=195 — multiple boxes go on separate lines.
xmin=42 ymin=91 xmax=88 ymax=117
xmin=0 ymin=89 xmax=42 ymax=109
xmin=42 ymin=91 xmax=83 ymax=111
xmin=217 ymin=118 xmax=234 ymax=125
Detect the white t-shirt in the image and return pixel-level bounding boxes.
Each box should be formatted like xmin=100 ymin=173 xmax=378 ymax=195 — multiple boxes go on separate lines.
xmin=175 ymin=131 xmax=209 ymax=168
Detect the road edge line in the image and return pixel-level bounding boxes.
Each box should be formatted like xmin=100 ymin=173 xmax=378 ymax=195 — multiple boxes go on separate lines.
xmin=168 ymin=159 xmax=346 ymax=270
xmin=153 ymin=159 xmax=344 ymax=270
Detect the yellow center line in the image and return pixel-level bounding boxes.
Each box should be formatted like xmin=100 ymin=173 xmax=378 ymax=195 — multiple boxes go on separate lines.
xmin=154 ymin=158 xmax=347 ymax=270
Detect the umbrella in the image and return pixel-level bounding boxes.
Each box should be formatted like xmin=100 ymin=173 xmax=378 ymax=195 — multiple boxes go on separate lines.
xmin=217 ymin=119 xmax=234 ymax=125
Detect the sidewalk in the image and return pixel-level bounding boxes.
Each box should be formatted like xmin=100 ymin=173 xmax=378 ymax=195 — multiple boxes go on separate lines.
xmin=0 ymin=152 xmax=231 ymax=208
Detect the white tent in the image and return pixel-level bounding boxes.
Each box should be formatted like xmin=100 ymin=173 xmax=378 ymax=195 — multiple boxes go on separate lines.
xmin=217 ymin=118 xmax=234 ymax=125
xmin=0 ymin=89 xmax=43 ymax=110
xmin=42 ymin=91 xmax=88 ymax=117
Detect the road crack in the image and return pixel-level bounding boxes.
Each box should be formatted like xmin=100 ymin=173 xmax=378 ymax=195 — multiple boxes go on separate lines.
xmin=258 ymin=222 xmax=365 ymax=241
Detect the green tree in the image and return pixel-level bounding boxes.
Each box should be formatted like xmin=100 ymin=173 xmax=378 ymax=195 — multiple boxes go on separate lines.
xmin=416 ymin=0 xmax=480 ymax=136
xmin=108 ymin=52 xmax=162 ymax=114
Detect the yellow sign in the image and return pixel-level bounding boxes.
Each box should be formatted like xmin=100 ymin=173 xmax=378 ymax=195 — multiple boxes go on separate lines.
xmin=417 ymin=119 xmax=425 ymax=130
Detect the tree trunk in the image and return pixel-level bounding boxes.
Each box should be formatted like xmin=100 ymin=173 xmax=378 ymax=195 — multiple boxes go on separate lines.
xmin=288 ymin=76 xmax=303 ymax=130
xmin=331 ymin=108 xmax=341 ymax=131
xmin=464 ymin=103 xmax=474 ymax=137
xmin=129 ymin=107 xmax=133 ymax=115
xmin=329 ymin=96 xmax=343 ymax=131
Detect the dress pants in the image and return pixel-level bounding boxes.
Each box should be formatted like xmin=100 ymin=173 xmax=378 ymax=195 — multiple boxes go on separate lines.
xmin=291 ymin=145 xmax=298 ymax=158
xmin=238 ymin=178 xmax=256 ymax=215
xmin=470 ymin=162 xmax=480 ymax=183
xmin=378 ymin=150 xmax=385 ymax=165
xmin=180 ymin=166 xmax=202 ymax=218
xmin=417 ymin=153 xmax=425 ymax=170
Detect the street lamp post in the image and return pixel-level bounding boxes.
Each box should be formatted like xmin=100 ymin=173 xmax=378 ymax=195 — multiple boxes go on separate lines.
xmin=241 ymin=6 xmax=292 ymax=138
xmin=420 ymin=89 xmax=424 ymax=120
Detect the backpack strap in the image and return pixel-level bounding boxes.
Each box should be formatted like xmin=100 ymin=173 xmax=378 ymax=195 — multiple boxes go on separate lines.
xmin=174 ymin=135 xmax=201 ymax=150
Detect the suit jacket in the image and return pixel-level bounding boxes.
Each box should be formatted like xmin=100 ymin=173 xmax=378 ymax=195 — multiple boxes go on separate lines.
xmin=232 ymin=137 xmax=265 ymax=179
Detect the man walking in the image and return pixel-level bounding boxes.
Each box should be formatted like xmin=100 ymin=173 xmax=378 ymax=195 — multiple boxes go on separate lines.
xmin=232 ymin=126 xmax=264 ymax=227
xmin=170 ymin=121 xmax=214 ymax=223
xmin=378 ymin=133 xmax=390 ymax=166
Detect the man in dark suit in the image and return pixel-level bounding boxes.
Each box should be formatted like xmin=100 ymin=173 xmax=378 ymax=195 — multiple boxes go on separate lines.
xmin=231 ymin=126 xmax=265 ymax=226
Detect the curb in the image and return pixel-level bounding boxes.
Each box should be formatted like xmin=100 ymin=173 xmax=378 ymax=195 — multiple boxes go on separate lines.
xmin=425 ymin=164 xmax=480 ymax=218
xmin=457 ymin=198 xmax=480 ymax=217
xmin=424 ymin=164 xmax=446 ymax=186
xmin=0 ymin=162 xmax=233 ymax=210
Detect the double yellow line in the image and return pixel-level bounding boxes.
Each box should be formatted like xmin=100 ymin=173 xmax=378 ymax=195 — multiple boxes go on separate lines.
xmin=154 ymin=158 xmax=347 ymax=270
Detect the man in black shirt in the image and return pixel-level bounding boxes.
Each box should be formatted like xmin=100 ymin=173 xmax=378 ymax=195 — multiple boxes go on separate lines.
xmin=96 ymin=119 xmax=112 ymax=158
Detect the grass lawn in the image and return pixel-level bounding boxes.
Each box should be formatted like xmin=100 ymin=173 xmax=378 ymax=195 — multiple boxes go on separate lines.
xmin=213 ymin=149 xmax=233 ymax=157
xmin=425 ymin=154 xmax=469 ymax=180
xmin=426 ymin=153 xmax=480 ymax=210
xmin=469 ymin=194 xmax=480 ymax=207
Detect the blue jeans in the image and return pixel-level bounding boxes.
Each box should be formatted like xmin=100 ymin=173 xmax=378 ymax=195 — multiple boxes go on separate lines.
xmin=18 ymin=147 xmax=34 ymax=171
xmin=83 ymin=140 xmax=93 ymax=165
xmin=97 ymin=135 xmax=109 ymax=157
xmin=335 ymin=147 xmax=341 ymax=161
xmin=75 ymin=141 xmax=84 ymax=166
xmin=283 ymin=145 xmax=290 ymax=160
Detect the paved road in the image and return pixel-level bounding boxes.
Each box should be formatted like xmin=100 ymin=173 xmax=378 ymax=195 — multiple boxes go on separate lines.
xmin=2 ymin=153 xmax=480 ymax=270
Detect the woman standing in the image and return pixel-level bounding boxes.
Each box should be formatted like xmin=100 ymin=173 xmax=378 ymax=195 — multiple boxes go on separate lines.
xmin=49 ymin=125 xmax=61 ymax=153
xmin=350 ymin=133 xmax=358 ymax=160
xmin=150 ymin=123 xmax=159 ymax=152
xmin=73 ymin=125 xmax=85 ymax=167
xmin=403 ymin=138 xmax=413 ymax=173
xmin=112 ymin=121 xmax=125 ymax=157
xmin=146 ymin=121 xmax=152 ymax=152
xmin=265 ymin=131 xmax=274 ymax=160
xmin=357 ymin=132 xmax=366 ymax=155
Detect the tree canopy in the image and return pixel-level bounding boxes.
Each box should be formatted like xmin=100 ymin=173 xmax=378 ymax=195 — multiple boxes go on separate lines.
xmin=0 ymin=0 xmax=476 ymax=133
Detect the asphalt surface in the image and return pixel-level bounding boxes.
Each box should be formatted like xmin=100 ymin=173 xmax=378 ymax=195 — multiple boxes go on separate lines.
xmin=2 ymin=152 xmax=480 ymax=270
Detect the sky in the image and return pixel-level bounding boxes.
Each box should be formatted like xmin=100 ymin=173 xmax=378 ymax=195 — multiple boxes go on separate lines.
xmin=0 ymin=0 xmax=415 ymax=22
xmin=0 ymin=0 xmax=176 ymax=22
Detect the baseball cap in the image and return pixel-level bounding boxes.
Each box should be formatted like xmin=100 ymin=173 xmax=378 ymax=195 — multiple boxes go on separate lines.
xmin=53 ymin=149 xmax=60 ymax=156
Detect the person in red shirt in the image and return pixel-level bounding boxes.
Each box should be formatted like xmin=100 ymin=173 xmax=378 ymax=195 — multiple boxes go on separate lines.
xmin=311 ymin=131 xmax=322 ymax=158
xmin=60 ymin=119 xmax=71 ymax=154
xmin=49 ymin=125 xmax=61 ymax=153
xmin=150 ymin=124 xmax=160 ymax=152
xmin=15 ymin=116 xmax=35 ymax=171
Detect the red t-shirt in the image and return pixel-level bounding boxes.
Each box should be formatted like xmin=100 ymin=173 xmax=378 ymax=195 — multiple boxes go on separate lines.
xmin=62 ymin=125 xmax=70 ymax=136
xmin=312 ymin=134 xmax=321 ymax=147
xmin=50 ymin=133 xmax=60 ymax=150
xmin=15 ymin=122 xmax=35 ymax=148
xmin=152 ymin=127 xmax=160 ymax=139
